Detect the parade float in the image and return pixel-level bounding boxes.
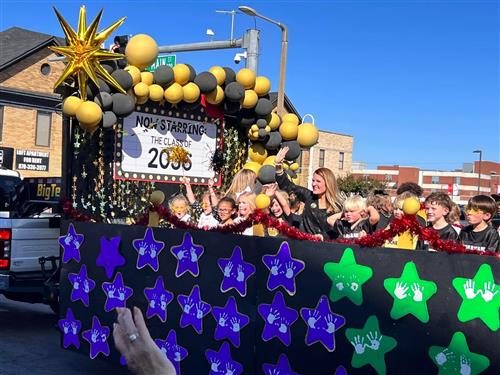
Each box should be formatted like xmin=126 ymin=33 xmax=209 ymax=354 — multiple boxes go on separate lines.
xmin=53 ymin=6 xmax=499 ymax=375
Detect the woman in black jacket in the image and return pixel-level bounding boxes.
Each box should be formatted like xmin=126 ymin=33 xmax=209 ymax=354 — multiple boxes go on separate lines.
xmin=274 ymin=147 xmax=343 ymax=239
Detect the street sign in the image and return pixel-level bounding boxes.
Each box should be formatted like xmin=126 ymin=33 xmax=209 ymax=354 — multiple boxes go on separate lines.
xmin=146 ymin=55 xmax=176 ymax=71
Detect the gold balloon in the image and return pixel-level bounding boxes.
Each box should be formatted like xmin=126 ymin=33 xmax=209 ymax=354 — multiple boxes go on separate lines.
xmin=263 ymin=155 xmax=277 ymax=166
xmin=125 ymin=65 xmax=141 ymax=85
xmin=182 ymin=82 xmax=200 ymax=103
xmin=243 ymin=161 xmax=261 ymax=175
xmin=49 ymin=6 xmax=127 ymax=99
xmin=150 ymin=190 xmax=165 ymax=205
xmin=136 ymin=95 xmax=149 ymax=105
xmin=297 ymin=123 xmax=319 ymax=147
xmin=282 ymin=113 xmax=300 ymax=125
xmin=242 ymin=90 xmax=258 ymax=109
xmin=236 ymin=68 xmax=256 ymax=89
xmin=255 ymin=194 xmax=271 ymax=209
xmin=140 ymin=71 xmax=154 ymax=85
xmin=173 ymin=64 xmax=191 ymax=85
xmin=279 ymin=121 xmax=299 ymax=140
xmin=205 ymin=85 xmax=224 ymax=105
xmin=149 ymin=84 xmax=164 ymax=101
xmin=254 ymin=76 xmax=271 ymax=96
xmin=209 ymin=66 xmax=226 ymax=86
xmin=76 ymin=100 xmax=102 ymax=127
xmin=250 ymin=124 xmax=259 ymax=132
xmin=267 ymin=112 xmax=281 ymax=130
xmin=248 ymin=143 xmax=267 ymax=164
xmin=63 ymin=96 xmax=83 ymax=116
xmin=125 ymin=34 xmax=159 ymax=70
xmin=164 ymin=82 xmax=183 ymax=104
xmin=290 ymin=162 xmax=299 ymax=171
xmin=134 ymin=82 xmax=149 ymax=97
xmin=403 ymin=197 xmax=421 ymax=215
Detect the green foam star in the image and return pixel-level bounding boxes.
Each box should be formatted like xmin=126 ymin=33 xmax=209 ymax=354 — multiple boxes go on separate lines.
xmin=452 ymin=263 xmax=500 ymax=331
xmin=428 ymin=331 xmax=490 ymax=374
xmin=323 ymin=247 xmax=373 ymax=306
xmin=383 ymin=261 xmax=437 ymax=323
xmin=345 ymin=315 xmax=397 ymax=375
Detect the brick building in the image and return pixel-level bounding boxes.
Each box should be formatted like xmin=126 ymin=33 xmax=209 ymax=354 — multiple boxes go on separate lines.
xmin=0 ymin=27 xmax=65 ymax=177
xmin=351 ymin=160 xmax=500 ymax=204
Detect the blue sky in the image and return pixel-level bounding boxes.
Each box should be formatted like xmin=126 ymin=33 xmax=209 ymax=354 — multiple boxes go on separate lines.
xmin=1 ymin=0 xmax=498 ymax=170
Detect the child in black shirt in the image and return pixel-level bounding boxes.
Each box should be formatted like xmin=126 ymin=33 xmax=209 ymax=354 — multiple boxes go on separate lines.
xmin=329 ymin=195 xmax=379 ymax=239
xmin=459 ymin=195 xmax=500 ymax=253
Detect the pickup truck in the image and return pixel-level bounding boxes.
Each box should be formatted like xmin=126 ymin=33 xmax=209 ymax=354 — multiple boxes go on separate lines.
xmin=0 ymin=168 xmax=61 ymax=312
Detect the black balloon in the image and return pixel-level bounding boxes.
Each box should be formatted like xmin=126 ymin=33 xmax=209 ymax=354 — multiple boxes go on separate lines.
xmin=223 ymin=67 xmax=236 ymax=85
xmin=286 ymin=169 xmax=297 ymax=179
xmin=255 ymin=98 xmax=273 ymax=116
xmin=185 ymin=64 xmax=197 ymax=82
xmin=258 ymin=128 xmax=267 ymax=138
xmin=264 ymin=131 xmax=282 ymax=150
xmin=153 ymin=66 xmax=175 ymax=88
xmin=282 ymin=140 xmax=301 ymax=161
xmin=102 ymin=111 xmax=117 ymax=128
xmin=240 ymin=116 xmax=256 ymax=126
xmin=255 ymin=180 xmax=263 ymax=194
xmin=112 ymin=93 xmax=135 ymax=117
xmin=224 ymin=82 xmax=245 ymax=102
xmin=194 ymin=72 xmax=217 ymax=93
xmin=111 ymin=69 xmax=134 ymax=91
xmin=256 ymin=118 xmax=268 ymax=129
xmin=87 ymin=79 xmax=110 ymax=99
xmin=223 ymin=100 xmax=241 ymax=114
xmin=258 ymin=165 xmax=277 ymax=184
xmin=101 ymin=60 xmax=117 ymax=74
xmin=94 ymin=92 xmax=113 ymax=110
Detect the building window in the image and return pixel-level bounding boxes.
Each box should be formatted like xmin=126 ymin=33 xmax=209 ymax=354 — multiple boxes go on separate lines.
xmin=297 ymin=151 xmax=302 ymax=173
xmin=339 ymin=152 xmax=344 ymax=170
xmin=36 ymin=111 xmax=51 ymax=147
xmin=455 ymin=176 xmax=461 ymax=185
xmin=319 ymin=149 xmax=325 ymax=168
xmin=0 ymin=105 xmax=3 ymax=142
xmin=384 ymin=174 xmax=392 ymax=181
xmin=431 ymin=176 xmax=440 ymax=184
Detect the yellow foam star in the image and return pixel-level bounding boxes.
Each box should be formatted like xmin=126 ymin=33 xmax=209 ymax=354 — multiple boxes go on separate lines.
xmin=49 ymin=6 xmax=127 ymax=99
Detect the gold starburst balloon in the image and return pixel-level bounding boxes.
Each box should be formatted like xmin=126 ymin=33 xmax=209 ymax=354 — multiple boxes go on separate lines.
xmin=49 ymin=6 xmax=127 ymax=99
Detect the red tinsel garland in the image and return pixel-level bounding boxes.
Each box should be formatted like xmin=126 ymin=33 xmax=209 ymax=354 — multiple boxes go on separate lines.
xmin=63 ymin=200 xmax=499 ymax=258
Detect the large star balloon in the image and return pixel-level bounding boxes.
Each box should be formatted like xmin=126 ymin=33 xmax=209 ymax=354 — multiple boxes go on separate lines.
xmin=49 ymin=6 xmax=127 ymax=99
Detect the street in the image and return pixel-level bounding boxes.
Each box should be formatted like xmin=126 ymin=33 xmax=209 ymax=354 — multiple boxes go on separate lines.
xmin=0 ymin=296 xmax=130 ymax=375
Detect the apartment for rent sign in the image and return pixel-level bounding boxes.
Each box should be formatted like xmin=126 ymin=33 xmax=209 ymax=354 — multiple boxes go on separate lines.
xmin=15 ymin=149 xmax=49 ymax=171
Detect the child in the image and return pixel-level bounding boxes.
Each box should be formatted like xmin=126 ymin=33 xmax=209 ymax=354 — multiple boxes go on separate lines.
xmin=225 ymin=169 xmax=257 ymax=200
xmin=216 ymin=197 xmax=237 ymax=227
xmin=385 ymin=192 xmax=424 ymax=250
xmin=424 ymin=192 xmax=459 ymax=240
xmin=329 ymin=195 xmax=379 ymax=240
xmin=367 ymin=191 xmax=393 ymax=232
xmin=234 ymin=192 xmax=256 ymax=235
xmin=264 ymin=183 xmax=302 ymax=236
xmin=168 ymin=195 xmax=191 ymax=223
xmin=182 ymin=177 xmax=218 ymax=229
xmin=459 ymin=195 xmax=500 ymax=252
xmin=447 ymin=201 xmax=464 ymax=235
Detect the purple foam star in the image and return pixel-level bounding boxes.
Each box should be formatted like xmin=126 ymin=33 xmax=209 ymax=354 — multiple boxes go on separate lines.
xmin=170 ymin=233 xmax=204 ymax=277
xmin=96 ymin=236 xmax=125 ymax=279
xmin=68 ymin=264 xmax=95 ymax=307
xmin=58 ymin=307 xmax=81 ymax=349
xmin=133 ymin=227 xmax=165 ymax=271
xmin=258 ymin=291 xmax=298 ymax=346
xmin=262 ymin=242 xmax=305 ymax=296
xmin=262 ymin=353 xmax=299 ymax=375
xmin=59 ymin=223 xmax=84 ymax=263
xmin=155 ymin=329 xmax=188 ymax=375
xmin=82 ymin=316 xmax=110 ymax=359
xmin=300 ymin=295 xmax=346 ymax=352
xmin=218 ymin=246 xmax=256 ymax=297
xmin=212 ymin=296 xmax=250 ymax=348
xmin=177 ymin=285 xmax=211 ymax=334
xmin=335 ymin=365 xmax=348 ymax=375
xmin=144 ymin=276 xmax=174 ymax=322
xmin=102 ymin=272 xmax=133 ymax=312
xmin=205 ymin=341 xmax=243 ymax=375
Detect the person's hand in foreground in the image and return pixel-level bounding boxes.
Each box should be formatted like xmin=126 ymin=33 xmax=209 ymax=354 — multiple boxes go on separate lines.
xmin=113 ymin=306 xmax=175 ymax=375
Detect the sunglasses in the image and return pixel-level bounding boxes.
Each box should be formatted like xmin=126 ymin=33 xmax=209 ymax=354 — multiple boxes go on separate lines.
xmin=465 ymin=208 xmax=484 ymax=215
